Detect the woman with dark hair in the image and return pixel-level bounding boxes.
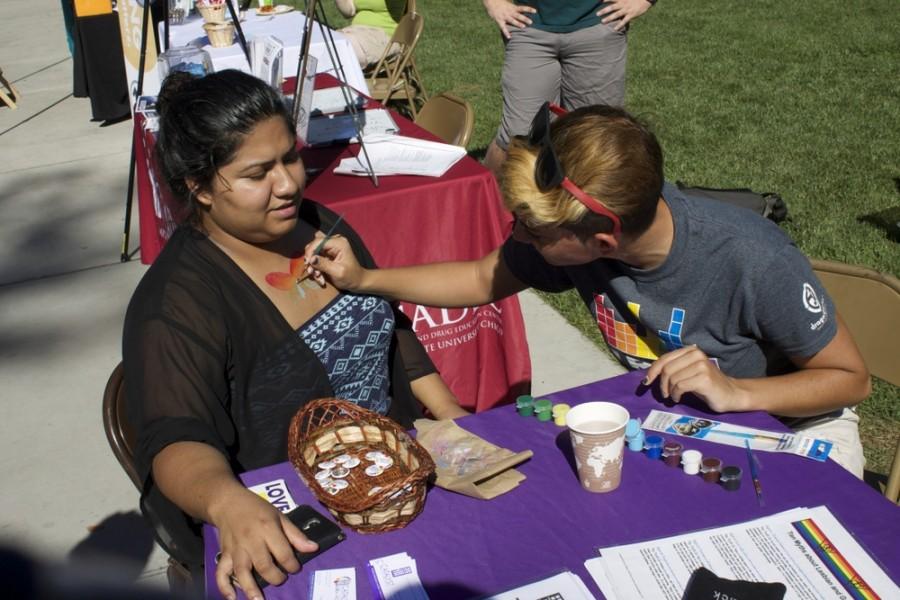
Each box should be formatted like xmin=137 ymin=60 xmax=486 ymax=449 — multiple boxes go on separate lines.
xmin=124 ymin=69 xmax=465 ymax=600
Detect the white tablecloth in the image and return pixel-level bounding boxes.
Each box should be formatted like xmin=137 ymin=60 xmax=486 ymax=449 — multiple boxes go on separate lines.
xmin=150 ymin=10 xmax=367 ymax=95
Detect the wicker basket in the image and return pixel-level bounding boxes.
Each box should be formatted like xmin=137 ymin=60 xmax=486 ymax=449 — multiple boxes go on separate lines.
xmin=203 ymin=22 xmax=235 ymax=48
xmin=288 ymin=398 xmax=435 ymax=533
xmin=197 ymin=3 xmax=227 ymax=23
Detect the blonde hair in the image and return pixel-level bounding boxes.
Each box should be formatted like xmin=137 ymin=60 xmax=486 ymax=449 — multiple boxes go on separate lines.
xmin=500 ymin=105 xmax=663 ymax=237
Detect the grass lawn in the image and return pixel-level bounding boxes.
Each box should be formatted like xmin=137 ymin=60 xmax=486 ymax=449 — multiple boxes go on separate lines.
xmin=302 ymin=0 xmax=899 ymax=477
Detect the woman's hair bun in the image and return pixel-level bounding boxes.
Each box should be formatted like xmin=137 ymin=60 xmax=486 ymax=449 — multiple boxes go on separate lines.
xmin=156 ymin=71 xmax=199 ymax=117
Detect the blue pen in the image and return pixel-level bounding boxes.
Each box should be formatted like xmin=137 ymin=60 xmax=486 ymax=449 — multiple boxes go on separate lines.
xmin=745 ymin=440 xmax=764 ymax=506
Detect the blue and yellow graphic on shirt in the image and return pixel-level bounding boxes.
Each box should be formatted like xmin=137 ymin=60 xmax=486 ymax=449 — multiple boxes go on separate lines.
xmin=593 ymin=294 xmax=686 ymax=360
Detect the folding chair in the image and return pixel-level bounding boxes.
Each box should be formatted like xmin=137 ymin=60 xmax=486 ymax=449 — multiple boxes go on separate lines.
xmin=811 ymin=259 xmax=900 ymax=502
xmin=0 ymin=67 xmax=20 ymax=109
xmin=102 ymin=363 xmax=194 ymax=591
xmin=365 ymin=10 xmax=428 ymax=119
xmin=414 ymin=92 xmax=475 ymax=147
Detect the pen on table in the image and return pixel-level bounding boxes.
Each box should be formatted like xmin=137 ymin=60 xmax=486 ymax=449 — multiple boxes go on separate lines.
xmin=299 ymin=214 xmax=343 ymax=282
xmin=745 ymin=440 xmax=765 ymax=506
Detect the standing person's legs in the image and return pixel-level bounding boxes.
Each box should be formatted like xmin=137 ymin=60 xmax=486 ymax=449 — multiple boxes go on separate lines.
xmin=559 ymin=22 xmax=626 ymax=110
xmin=485 ymin=28 xmax=562 ymax=180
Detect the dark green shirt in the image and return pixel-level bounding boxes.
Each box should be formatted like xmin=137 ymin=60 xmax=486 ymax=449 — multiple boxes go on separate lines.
xmin=518 ymin=0 xmax=603 ymax=33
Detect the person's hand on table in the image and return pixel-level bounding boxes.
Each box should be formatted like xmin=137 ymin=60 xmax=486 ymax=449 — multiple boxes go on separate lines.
xmin=212 ymin=488 xmax=317 ymax=600
xmin=597 ymin=0 xmax=653 ymax=32
xmin=643 ymin=345 xmax=747 ymax=413
xmin=304 ymin=232 xmax=367 ymax=292
xmin=483 ymin=0 xmax=536 ymax=39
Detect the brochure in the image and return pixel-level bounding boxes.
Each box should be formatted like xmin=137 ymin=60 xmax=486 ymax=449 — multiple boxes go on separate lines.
xmin=585 ymin=505 xmax=899 ymax=599
xmin=642 ymin=409 xmax=833 ymax=461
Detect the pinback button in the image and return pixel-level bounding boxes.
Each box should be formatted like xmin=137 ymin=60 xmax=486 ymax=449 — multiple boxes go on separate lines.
xmin=344 ymin=457 xmax=361 ymax=468
xmin=331 ymin=467 xmax=350 ymax=479
xmin=315 ymin=470 xmax=332 ymax=481
xmin=318 ymin=460 xmax=337 ymax=470
xmin=365 ymin=451 xmax=381 ymax=461
xmin=365 ymin=464 xmax=384 ymax=477
xmin=334 ymin=454 xmax=352 ymax=464
xmin=374 ymin=455 xmax=394 ymax=468
xmin=331 ymin=479 xmax=349 ymax=491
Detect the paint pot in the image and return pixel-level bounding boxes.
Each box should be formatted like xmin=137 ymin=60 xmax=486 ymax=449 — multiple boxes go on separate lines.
xmin=552 ymin=404 xmax=571 ymax=426
xmin=700 ymin=457 xmax=722 ymax=483
xmin=534 ymin=399 xmax=552 ymax=421
xmin=720 ymin=466 xmax=743 ymax=491
xmin=662 ymin=441 xmax=684 ymax=467
xmin=681 ymin=449 xmax=702 ymax=475
xmin=625 ymin=419 xmax=645 ymax=452
xmin=644 ymin=434 xmax=664 ymax=460
xmin=516 ymin=395 xmax=534 ymax=417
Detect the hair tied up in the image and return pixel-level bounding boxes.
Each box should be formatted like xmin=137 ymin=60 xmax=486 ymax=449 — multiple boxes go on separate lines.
xmin=156 ymin=71 xmax=200 ymax=118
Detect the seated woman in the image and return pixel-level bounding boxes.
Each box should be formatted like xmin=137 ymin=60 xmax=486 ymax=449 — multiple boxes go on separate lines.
xmin=123 ymin=69 xmax=466 ymax=599
xmin=335 ymin=0 xmax=407 ymax=68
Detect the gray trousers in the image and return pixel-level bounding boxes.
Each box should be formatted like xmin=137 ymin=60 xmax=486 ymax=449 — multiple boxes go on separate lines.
xmin=495 ymin=22 xmax=627 ymax=150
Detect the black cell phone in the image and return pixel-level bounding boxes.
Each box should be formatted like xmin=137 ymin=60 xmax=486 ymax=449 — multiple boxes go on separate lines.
xmin=218 ymin=504 xmax=345 ymax=590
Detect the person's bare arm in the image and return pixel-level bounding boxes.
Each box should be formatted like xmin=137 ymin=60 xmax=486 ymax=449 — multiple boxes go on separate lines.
xmin=335 ymin=0 xmax=356 ymax=19
xmin=644 ymin=314 xmax=871 ymax=417
xmin=152 ymin=442 xmax=318 ymax=600
xmin=410 ymin=372 xmax=470 ymax=419
xmin=305 ymin=235 xmax=528 ymax=307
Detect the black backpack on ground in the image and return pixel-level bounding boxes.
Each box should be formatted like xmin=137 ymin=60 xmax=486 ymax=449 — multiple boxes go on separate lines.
xmin=675 ymin=181 xmax=788 ymax=223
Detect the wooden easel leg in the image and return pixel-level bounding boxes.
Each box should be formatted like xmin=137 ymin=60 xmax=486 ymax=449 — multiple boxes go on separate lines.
xmin=0 ymin=70 xmax=19 ymax=109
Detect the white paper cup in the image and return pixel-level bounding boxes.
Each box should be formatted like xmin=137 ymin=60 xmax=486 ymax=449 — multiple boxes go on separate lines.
xmin=566 ymin=402 xmax=629 ymax=493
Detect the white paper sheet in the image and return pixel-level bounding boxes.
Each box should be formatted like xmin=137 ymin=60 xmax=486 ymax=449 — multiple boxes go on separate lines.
xmin=311 ymin=87 xmax=365 ymax=115
xmin=311 ymin=567 xmax=356 ymax=600
xmin=483 ymin=570 xmax=596 ymax=600
xmin=334 ymin=134 xmax=467 ymax=177
xmin=585 ymin=506 xmax=899 ymax=600
xmin=368 ymin=552 xmax=429 ymax=600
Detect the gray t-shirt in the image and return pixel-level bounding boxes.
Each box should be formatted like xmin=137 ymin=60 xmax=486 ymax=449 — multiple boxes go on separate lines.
xmin=502 ymin=183 xmax=837 ymax=378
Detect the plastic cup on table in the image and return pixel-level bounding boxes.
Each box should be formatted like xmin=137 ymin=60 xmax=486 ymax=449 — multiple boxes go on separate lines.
xmin=565 ymin=402 xmax=630 ymax=493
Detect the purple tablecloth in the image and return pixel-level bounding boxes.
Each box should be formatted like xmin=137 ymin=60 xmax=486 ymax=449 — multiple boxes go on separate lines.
xmin=204 ymin=370 xmax=900 ymax=598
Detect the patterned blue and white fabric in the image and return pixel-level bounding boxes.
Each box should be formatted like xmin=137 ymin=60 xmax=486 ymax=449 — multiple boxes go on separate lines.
xmin=298 ymin=294 xmax=395 ymax=414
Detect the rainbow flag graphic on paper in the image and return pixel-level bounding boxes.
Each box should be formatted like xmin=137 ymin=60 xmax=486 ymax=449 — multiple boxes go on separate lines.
xmin=793 ymin=518 xmax=880 ymax=600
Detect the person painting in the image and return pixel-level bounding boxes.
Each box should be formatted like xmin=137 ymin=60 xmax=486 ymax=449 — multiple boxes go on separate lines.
xmin=303 ymin=103 xmax=871 ymax=478
xmin=123 ymin=69 xmax=465 ymax=600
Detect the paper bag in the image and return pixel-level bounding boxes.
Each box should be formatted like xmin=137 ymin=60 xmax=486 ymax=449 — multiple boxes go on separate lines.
xmin=414 ymin=419 xmax=533 ymax=500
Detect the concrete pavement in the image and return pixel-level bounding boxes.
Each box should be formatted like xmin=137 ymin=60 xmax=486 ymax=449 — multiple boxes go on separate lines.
xmin=0 ymin=0 xmax=623 ymax=593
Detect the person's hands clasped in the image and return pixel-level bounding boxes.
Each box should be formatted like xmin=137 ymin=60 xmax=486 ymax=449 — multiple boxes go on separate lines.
xmin=643 ymin=345 xmax=748 ymax=414
xmin=303 ymin=232 xmax=367 ymax=292
xmin=483 ymin=0 xmax=536 ymax=39
xmin=212 ymin=489 xmax=317 ymax=600
xmin=597 ymin=0 xmax=653 ymax=32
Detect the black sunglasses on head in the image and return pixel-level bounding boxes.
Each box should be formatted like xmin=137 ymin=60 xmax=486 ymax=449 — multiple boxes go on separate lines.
xmin=525 ymin=102 xmax=622 ymax=237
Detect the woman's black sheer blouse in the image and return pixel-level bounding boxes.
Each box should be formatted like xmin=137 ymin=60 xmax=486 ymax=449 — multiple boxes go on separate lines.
xmin=122 ymin=201 xmax=435 ymax=567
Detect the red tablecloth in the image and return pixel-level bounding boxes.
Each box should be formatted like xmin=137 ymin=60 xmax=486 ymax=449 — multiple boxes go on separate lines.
xmin=132 ymin=79 xmax=531 ymax=412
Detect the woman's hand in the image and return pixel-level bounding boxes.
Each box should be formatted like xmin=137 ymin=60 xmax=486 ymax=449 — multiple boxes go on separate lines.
xmin=597 ymin=0 xmax=653 ymax=32
xmin=304 ymin=232 xmax=368 ymax=292
xmin=644 ymin=345 xmax=748 ymax=414
xmin=211 ymin=489 xmax=318 ymax=600
xmin=483 ymin=0 xmax=536 ymax=39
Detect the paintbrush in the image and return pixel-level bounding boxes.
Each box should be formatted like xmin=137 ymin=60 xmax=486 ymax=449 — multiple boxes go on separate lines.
xmin=298 ymin=214 xmax=344 ymax=283
xmin=706 ymin=429 xmax=787 ymax=444
xmin=745 ymin=440 xmax=765 ymax=506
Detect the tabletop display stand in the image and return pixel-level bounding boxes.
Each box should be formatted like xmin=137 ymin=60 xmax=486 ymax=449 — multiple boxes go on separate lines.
xmin=120 ymin=0 xmax=374 ymax=260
